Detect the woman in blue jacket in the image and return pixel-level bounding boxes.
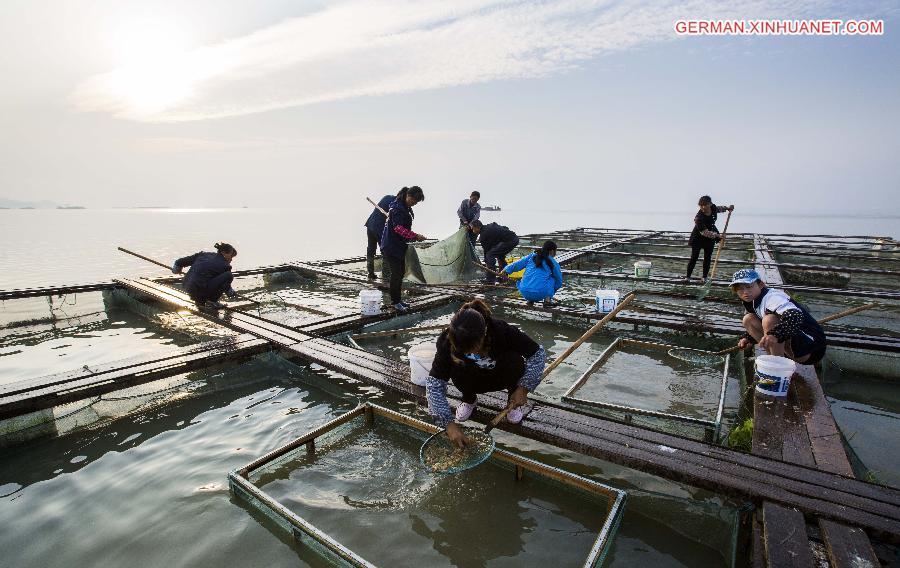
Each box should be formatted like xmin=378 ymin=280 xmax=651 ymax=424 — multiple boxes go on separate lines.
xmin=502 ymin=241 xmax=562 ymax=307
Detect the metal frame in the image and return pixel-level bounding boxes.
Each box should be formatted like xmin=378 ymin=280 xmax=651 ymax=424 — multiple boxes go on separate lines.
xmin=562 ymin=338 xmax=730 ymax=441
xmin=229 ymin=403 xmax=627 ymax=568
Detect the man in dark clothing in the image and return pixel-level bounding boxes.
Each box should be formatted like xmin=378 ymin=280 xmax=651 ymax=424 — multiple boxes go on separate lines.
xmin=364 ymin=194 xmax=395 ymax=279
xmin=470 ymin=220 xmax=519 ymax=283
xmin=172 ymin=243 xmax=238 ymax=308
xmin=457 ymin=190 xmax=481 ymax=248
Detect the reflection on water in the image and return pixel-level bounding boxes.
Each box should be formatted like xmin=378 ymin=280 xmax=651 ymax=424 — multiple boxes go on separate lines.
xmin=0 ymin=352 xmax=742 ymax=568
xmin=572 ymin=343 xmax=725 ymax=420
xmin=822 ymin=366 xmax=900 ymax=488
xmin=254 ymin=421 xmax=605 ymax=567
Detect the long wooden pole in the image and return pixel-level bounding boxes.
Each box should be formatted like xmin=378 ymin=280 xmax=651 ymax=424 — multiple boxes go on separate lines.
xmin=540 ymin=293 xmax=635 ymax=378
xmin=485 ymin=402 xmax=516 ymax=434
xmin=473 ymin=260 xmax=503 ymax=277
xmin=352 ymin=324 xmax=447 ymax=340
xmin=707 ymin=208 xmax=733 ymax=283
xmin=117 ymin=247 xmax=261 ymax=306
xmin=817 ymin=302 xmax=878 ymax=323
xmin=118 ymin=247 xmax=170 ymax=270
xmin=367 ymin=197 xmax=388 ymax=218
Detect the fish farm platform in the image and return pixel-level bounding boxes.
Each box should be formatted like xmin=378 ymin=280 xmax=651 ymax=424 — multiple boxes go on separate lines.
xmin=1 ymin=227 xmax=898 ymax=567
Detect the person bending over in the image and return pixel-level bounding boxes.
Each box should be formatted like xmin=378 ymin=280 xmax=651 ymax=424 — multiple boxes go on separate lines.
xmin=502 ymin=240 xmax=563 ymax=308
xmin=731 ymin=268 xmax=827 ymax=364
xmin=425 ymin=300 xmax=546 ymax=448
xmin=470 ymin=220 xmax=519 ymax=284
xmin=172 ymin=242 xmax=238 ymax=309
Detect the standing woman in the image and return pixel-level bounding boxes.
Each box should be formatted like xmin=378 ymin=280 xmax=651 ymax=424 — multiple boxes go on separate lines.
xmin=686 ymin=196 xmax=733 ymax=282
xmin=502 ymin=240 xmax=563 ymax=307
xmin=380 ymin=186 xmax=426 ymax=312
xmin=426 ymin=300 xmax=546 ymax=448
xmin=364 ymin=193 xmax=395 ymax=280
xmin=172 ymin=242 xmax=238 ymax=308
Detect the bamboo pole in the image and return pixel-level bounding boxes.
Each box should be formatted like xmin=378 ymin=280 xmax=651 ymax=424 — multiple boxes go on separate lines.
xmin=541 ymin=293 xmax=635 ymax=378
xmin=485 ymin=402 xmax=516 ymax=434
xmin=706 ymin=207 xmax=733 ymax=281
xmin=352 ymin=324 xmax=447 ymax=340
xmin=817 ymin=302 xmax=878 ymax=323
xmin=367 ymin=197 xmax=388 ymax=217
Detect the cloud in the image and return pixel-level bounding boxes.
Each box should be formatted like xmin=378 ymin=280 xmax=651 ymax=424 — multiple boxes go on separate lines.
xmin=134 ymin=129 xmax=500 ymax=152
xmin=72 ymin=0 xmax=836 ymax=122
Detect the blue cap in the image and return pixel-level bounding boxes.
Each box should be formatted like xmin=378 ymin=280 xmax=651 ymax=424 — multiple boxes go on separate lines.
xmin=730 ymin=268 xmax=760 ymax=285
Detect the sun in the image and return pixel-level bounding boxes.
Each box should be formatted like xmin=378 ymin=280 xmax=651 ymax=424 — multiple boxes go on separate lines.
xmin=97 ymin=16 xmax=197 ymax=117
xmin=111 ymin=17 xmax=189 ymax=65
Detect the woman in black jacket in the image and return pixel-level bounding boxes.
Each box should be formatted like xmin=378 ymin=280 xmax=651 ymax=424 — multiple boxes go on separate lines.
xmin=172 ymin=242 xmax=238 ymax=308
xmin=425 ymin=299 xmax=546 ymax=448
xmin=379 ymin=186 xmax=426 ymax=312
xmin=686 ymin=196 xmax=733 ymax=282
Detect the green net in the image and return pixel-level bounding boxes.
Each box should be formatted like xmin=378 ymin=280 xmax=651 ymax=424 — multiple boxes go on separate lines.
xmin=404 ymin=227 xmax=479 ymax=284
xmin=420 ymin=427 xmax=495 ymax=474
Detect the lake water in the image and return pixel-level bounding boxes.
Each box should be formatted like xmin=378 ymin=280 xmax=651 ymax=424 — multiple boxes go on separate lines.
xmin=0 ymin=207 xmax=896 ymax=566
xmin=1 ymin=207 xmax=896 ymax=290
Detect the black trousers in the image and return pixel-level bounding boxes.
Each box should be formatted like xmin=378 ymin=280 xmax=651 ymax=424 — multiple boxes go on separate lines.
xmin=687 ymin=240 xmax=715 ymax=278
xmin=385 ymin=254 xmax=406 ymax=304
xmin=189 ymin=271 xmax=234 ymax=303
xmin=483 ymin=238 xmax=519 ymax=280
xmin=366 ymin=230 xmax=380 ymax=276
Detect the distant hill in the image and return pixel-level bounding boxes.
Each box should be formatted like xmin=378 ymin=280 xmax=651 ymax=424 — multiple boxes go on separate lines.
xmin=0 ymin=197 xmax=62 ymax=209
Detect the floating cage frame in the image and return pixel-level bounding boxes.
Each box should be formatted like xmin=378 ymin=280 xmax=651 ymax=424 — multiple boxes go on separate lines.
xmin=228 ymin=402 xmax=627 ymax=568
xmin=561 ymin=338 xmax=730 ymax=441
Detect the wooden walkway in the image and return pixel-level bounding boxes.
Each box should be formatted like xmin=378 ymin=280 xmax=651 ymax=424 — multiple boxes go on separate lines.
xmin=98 ymin=276 xmax=900 ymax=542
xmin=750 ymin=243 xmax=882 ymax=566
xmin=293 ymin=261 xmax=900 ymax=354
xmin=0 ymin=334 xmax=271 ymax=420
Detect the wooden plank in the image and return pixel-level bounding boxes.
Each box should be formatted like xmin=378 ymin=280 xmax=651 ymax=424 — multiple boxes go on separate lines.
xmin=753 ymin=512 xmax=768 ymax=568
xmin=762 ymin=502 xmax=815 ymax=567
xmin=818 ymin=519 xmax=881 ymax=568
xmin=562 ymin=268 xmax=900 ymax=300
xmin=298 ymin=293 xmax=453 ymax=336
xmin=559 ymin=247 xmax=900 ymax=276
xmin=792 ymin=365 xmax=855 ymax=477
xmin=0 ymin=334 xmax=261 ymax=397
xmin=755 ymin=235 xmax=786 ymax=286
xmin=110 ymin=271 xmax=900 ymax=539
xmin=0 ymin=282 xmax=118 ymax=300
xmin=752 ymin=373 xmax=816 ymax=468
xmin=0 ymin=337 xmax=271 ymax=420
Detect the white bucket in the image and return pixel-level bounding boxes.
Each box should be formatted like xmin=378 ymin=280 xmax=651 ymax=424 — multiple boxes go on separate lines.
xmin=754 ymin=355 xmax=796 ymax=397
xmin=634 ymin=261 xmax=652 ymax=278
xmin=408 ymin=344 xmax=437 ymax=386
xmin=358 ymin=289 xmax=382 ymax=316
xmin=595 ymin=289 xmax=620 ymax=313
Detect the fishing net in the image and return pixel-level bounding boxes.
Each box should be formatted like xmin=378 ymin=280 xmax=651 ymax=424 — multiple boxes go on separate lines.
xmin=404 ymin=228 xmax=479 ymax=285
xmin=667 ymin=347 xmax=725 ymax=365
xmin=420 ymin=426 xmax=495 ymax=474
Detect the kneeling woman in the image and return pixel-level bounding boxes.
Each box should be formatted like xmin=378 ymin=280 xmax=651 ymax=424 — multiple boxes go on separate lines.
xmin=425 ymin=300 xmax=546 ymax=448
xmin=172 ymin=242 xmax=239 ymax=308
xmin=502 ymin=240 xmax=562 ymax=307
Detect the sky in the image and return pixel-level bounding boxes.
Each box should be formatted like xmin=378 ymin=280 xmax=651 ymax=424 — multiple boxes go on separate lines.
xmin=0 ymin=0 xmax=898 ymax=216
